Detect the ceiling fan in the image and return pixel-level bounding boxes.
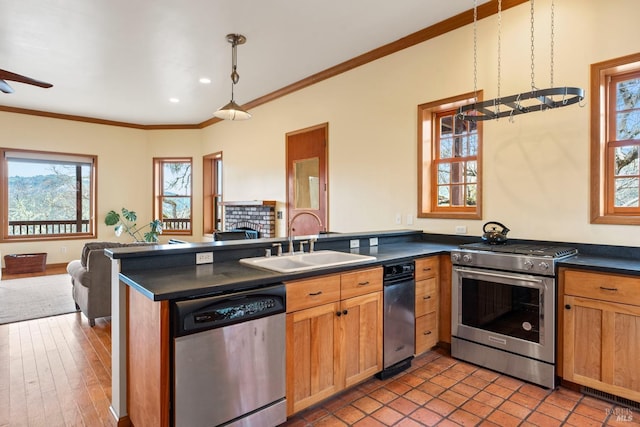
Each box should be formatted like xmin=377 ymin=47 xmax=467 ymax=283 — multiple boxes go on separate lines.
xmin=0 ymin=69 xmax=53 ymax=94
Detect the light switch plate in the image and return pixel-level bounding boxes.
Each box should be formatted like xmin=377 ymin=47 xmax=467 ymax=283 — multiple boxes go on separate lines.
xmin=195 ymin=252 xmax=214 ymax=264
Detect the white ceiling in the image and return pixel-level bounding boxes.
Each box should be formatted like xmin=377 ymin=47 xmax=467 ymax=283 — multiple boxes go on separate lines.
xmin=0 ymin=0 xmax=488 ymax=126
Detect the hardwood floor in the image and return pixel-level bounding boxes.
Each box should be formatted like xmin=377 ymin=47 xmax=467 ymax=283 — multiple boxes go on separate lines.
xmin=0 ymin=313 xmax=115 ymax=427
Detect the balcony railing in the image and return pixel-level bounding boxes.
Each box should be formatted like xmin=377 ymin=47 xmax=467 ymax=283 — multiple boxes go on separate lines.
xmin=9 ymin=220 xmax=91 ymax=236
xmin=8 ymin=219 xmax=191 ymax=236
xmin=162 ymin=218 xmax=191 ymax=231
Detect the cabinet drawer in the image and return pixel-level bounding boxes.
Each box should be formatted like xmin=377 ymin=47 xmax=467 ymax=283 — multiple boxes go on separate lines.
xmin=286 ymin=275 xmax=341 ymax=312
xmin=564 ymin=269 xmax=640 ymax=306
xmin=415 ymin=312 xmax=438 ymax=354
xmin=415 ymin=278 xmax=438 ymax=317
xmin=415 ymin=257 xmax=439 ymax=281
xmin=341 ymin=267 xmax=382 ymax=300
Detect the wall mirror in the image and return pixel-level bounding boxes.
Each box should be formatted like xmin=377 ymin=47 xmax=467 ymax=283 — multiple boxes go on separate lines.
xmin=294 ymin=157 xmax=320 ymax=210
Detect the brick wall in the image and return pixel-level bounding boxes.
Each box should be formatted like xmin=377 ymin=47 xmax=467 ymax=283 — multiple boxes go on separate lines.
xmin=224 ymin=204 xmax=276 ymax=238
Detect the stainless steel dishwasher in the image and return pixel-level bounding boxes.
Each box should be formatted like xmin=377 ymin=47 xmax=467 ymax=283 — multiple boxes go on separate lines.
xmin=173 ymin=284 xmax=286 ymax=427
xmin=377 ymin=260 xmax=416 ymax=379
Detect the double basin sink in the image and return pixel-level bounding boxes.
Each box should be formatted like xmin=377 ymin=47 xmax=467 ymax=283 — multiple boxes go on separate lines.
xmin=240 ymin=250 xmax=376 ymax=273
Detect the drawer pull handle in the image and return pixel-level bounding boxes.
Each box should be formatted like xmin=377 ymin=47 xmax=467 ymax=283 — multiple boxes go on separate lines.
xmin=599 ymin=286 xmax=618 ymax=292
xmin=423 ymin=267 xmax=432 ymax=271
xmin=423 ymin=330 xmax=432 ymax=335
xmin=423 ymin=295 xmax=431 ymax=300
xmin=358 ymin=281 xmax=370 ymax=286
xmin=308 ymin=291 xmax=323 ymax=296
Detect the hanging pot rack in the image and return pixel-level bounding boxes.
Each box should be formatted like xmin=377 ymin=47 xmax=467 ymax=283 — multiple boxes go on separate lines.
xmin=458 ymin=86 xmax=584 ymax=121
xmin=458 ymin=0 xmax=584 ymax=122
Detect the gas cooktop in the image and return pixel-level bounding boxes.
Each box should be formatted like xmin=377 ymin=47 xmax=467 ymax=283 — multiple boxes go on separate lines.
xmin=458 ymin=242 xmax=578 ymax=258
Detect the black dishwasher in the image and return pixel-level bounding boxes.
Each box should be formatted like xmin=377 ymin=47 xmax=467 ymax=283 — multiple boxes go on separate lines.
xmin=172 ymin=284 xmax=286 ymax=427
xmin=377 ymin=260 xmax=416 ymax=379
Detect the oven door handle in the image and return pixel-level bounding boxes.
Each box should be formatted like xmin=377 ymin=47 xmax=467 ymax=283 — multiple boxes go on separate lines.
xmin=458 ymin=269 xmax=544 ymax=287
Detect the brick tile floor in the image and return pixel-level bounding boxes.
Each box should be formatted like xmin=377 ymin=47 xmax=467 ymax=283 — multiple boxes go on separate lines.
xmin=283 ymin=349 xmax=639 ymax=426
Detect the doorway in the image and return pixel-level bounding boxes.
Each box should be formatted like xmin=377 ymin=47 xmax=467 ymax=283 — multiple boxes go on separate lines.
xmin=286 ymin=123 xmax=328 ymax=237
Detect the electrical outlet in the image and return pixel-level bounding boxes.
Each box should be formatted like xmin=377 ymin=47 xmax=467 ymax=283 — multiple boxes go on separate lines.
xmin=369 ymin=237 xmax=378 ymax=247
xmin=406 ymin=214 xmax=414 ymax=225
xmin=395 ymin=213 xmax=402 ymax=225
xmin=195 ymin=252 xmax=214 ymax=264
xmin=59 ymin=246 xmax=67 ymax=253
xmin=455 ymin=225 xmax=468 ymax=234
xmin=350 ymin=239 xmax=360 ymax=249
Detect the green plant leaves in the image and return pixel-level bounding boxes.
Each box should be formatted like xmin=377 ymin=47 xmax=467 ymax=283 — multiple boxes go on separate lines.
xmin=104 ymin=210 xmax=121 ymax=226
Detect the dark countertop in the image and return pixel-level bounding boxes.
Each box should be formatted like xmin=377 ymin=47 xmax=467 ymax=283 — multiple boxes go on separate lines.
xmin=119 ymin=241 xmax=455 ymax=301
xmin=115 ymin=230 xmax=640 ymax=302
xmin=558 ymin=254 xmax=640 ymax=276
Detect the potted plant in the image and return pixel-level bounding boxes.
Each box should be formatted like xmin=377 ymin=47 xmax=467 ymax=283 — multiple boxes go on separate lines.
xmin=105 ymin=208 xmax=162 ymax=242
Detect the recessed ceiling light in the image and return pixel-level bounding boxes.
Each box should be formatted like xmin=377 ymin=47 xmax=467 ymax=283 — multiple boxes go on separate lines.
xmin=199 ymin=77 xmax=211 ymax=84
xmin=169 ymin=97 xmax=180 ymax=103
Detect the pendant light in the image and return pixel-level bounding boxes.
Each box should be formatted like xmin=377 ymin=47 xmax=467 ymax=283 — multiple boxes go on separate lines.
xmin=458 ymin=0 xmax=584 ymax=122
xmin=214 ymin=34 xmax=251 ymax=121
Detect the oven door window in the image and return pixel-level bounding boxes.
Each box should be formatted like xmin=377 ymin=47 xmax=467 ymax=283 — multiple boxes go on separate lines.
xmin=461 ymin=277 xmax=541 ymax=343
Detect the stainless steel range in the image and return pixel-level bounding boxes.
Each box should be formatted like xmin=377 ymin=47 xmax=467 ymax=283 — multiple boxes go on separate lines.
xmin=451 ymin=242 xmax=577 ymax=388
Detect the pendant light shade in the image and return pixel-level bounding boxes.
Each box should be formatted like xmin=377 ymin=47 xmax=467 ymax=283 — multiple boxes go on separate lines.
xmin=214 ymin=34 xmax=251 ymax=121
xmin=214 ymin=100 xmax=251 ymax=120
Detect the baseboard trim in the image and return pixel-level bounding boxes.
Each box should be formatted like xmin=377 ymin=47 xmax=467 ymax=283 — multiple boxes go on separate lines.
xmin=2 ymin=262 xmax=68 ymax=279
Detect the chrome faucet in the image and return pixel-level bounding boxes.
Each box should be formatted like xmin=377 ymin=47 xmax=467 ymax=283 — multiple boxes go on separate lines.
xmin=288 ymin=211 xmax=323 ymax=254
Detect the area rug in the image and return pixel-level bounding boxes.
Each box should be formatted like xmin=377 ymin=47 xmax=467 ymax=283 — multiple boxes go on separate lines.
xmin=0 ymin=274 xmax=78 ymax=324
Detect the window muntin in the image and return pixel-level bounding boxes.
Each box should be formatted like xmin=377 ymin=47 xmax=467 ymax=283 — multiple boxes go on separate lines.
xmin=154 ymin=158 xmax=192 ymax=234
xmin=418 ymin=92 xmax=482 ymax=219
xmin=203 ymin=152 xmax=223 ymax=234
xmin=1 ymin=148 xmax=96 ymax=241
xmin=434 ymin=111 xmax=478 ymax=209
xmin=608 ymin=72 xmax=640 ymax=212
xmin=591 ymin=53 xmax=640 ymax=224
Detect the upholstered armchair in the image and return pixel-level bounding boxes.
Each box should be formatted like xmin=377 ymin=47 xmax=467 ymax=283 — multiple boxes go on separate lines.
xmin=66 ymin=242 xmax=135 ymax=326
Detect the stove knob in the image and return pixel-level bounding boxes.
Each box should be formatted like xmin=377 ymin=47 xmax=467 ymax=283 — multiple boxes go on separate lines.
xmin=539 ymin=261 xmax=550 ymax=271
xmin=523 ymin=260 xmax=534 ymax=270
xmin=462 ymin=254 xmax=473 ymax=263
xmin=451 ymin=253 xmax=460 ymax=262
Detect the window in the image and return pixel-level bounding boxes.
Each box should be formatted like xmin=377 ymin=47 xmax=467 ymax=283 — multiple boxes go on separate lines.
xmin=203 ymin=152 xmax=223 ymax=234
xmin=0 ymin=148 xmax=96 ymax=241
xmin=418 ymin=92 xmax=482 ymax=219
xmin=153 ymin=158 xmax=192 ymax=234
xmin=591 ymin=53 xmax=640 ymax=224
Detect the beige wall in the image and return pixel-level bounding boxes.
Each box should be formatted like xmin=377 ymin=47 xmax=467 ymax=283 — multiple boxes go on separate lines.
xmin=202 ymin=0 xmax=640 ymax=246
xmin=1 ymin=0 xmax=639 ymax=269
xmin=0 ymin=114 xmax=202 ymax=266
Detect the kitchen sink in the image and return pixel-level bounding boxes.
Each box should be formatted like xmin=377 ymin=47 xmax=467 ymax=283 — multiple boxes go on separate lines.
xmin=239 ymin=250 xmax=376 ymax=273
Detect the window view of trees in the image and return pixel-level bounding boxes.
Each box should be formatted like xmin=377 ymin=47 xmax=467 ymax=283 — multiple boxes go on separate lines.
xmin=418 ymin=92 xmax=482 ymax=219
xmin=1 ymin=149 xmax=95 ymax=239
xmin=154 ymin=158 xmax=192 ymax=233
xmin=611 ymin=74 xmax=640 ymax=209
xmin=435 ymin=111 xmax=478 ymax=208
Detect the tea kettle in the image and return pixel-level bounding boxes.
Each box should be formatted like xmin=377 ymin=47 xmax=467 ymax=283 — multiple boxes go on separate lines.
xmin=482 ymin=221 xmax=510 ymax=244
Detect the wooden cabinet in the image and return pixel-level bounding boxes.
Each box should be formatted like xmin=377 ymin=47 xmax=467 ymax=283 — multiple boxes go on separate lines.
xmin=285 ymin=267 xmax=382 ymax=415
xmin=415 ymin=256 xmax=439 ymax=354
xmin=561 ymin=268 xmax=640 ymax=403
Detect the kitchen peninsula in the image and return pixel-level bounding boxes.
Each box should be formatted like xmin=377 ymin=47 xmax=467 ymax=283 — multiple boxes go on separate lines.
xmin=106 ymin=230 xmax=640 ymax=427
xmin=107 ymin=230 xmax=453 ymax=427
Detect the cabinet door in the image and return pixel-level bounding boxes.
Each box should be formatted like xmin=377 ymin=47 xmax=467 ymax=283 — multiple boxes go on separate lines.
xmin=286 ymin=301 xmax=341 ymax=415
xmin=564 ymin=295 xmax=640 ymax=402
xmin=340 ymin=291 xmax=383 ymax=388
